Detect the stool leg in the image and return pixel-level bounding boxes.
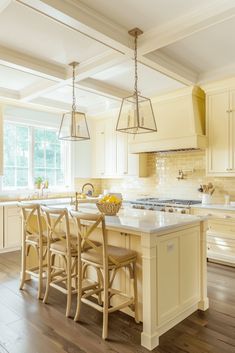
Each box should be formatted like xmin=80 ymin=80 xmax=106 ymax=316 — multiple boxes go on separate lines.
xmin=19 ymin=242 xmax=27 ymax=290
xmin=133 ymin=262 xmax=139 ymax=323
xmin=102 ymin=269 xmax=109 ymax=340
xmin=66 ymin=255 xmax=72 ymax=318
xmin=43 ymin=248 xmax=52 ymax=304
xmin=37 ymin=244 xmax=43 ymax=300
xmin=74 ymin=258 xmax=82 ymax=322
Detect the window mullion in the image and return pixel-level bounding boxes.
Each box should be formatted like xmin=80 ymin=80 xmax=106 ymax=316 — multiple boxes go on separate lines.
xmin=29 ymin=126 xmax=34 ymax=188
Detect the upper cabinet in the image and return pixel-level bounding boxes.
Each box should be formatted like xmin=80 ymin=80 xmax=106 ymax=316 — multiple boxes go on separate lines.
xmin=0 ymin=106 xmax=3 ymax=176
xmin=93 ymin=117 xmax=147 ymax=178
xmin=204 ymin=79 xmax=235 ymax=176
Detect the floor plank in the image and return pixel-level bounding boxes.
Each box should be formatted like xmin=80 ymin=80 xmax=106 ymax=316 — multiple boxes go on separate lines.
xmin=0 ymin=253 xmax=234 ymax=353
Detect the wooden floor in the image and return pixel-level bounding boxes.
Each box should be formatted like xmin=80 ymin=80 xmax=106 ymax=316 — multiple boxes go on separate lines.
xmin=0 ymin=253 xmax=235 ymax=353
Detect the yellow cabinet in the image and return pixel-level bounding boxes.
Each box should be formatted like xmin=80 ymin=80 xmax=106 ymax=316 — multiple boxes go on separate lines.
xmin=93 ymin=117 xmax=147 ymax=178
xmin=0 ymin=206 xmax=3 ymax=250
xmin=205 ymin=80 xmax=235 ymax=176
xmin=191 ymin=206 xmax=235 ymax=265
xmin=4 ymin=205 xmax=22 ymax=250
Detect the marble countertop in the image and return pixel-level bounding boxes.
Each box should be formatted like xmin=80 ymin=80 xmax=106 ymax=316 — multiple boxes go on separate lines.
xmin=191 ymin=204 xmax=235 ymax=211
xmin=50 ymin=203 xmax=202 ymax=235
xmin=0 ymin=197 xmax=99 ymax=207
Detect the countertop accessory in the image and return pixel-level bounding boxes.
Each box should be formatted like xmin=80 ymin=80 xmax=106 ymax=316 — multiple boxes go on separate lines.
xmin=82 ymin=182 xmax=94 ymax=196
xmin=96 ymin=195 xmax=122 ymax=216
xmin=116 ymin=28 xmax=157 ymax=134
xmin=58 ymin=62 xmax=90 ymax=141
xmin=198 ymin=183 xmax=215 ymax=205
xmin=96 ymin=201 xmax=122 ymax=216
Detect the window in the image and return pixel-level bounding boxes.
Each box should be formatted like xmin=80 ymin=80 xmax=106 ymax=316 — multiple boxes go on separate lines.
xmin=3 ymin=122 xmax=68 ymax=189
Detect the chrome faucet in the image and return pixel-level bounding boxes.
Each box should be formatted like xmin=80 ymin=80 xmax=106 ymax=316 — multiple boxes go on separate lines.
xmin=82 ymin=183 xmax=94 ymax=196
xmin=70 ymin=192 xmax=79 ymax=211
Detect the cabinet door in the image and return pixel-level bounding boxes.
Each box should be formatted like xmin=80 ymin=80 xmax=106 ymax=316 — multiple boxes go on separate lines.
xmin=4 ymin=206 xmax=22 ymax=249
xmin=207 ymin=91 xmax=230 ymax=174
xmin=0 ymin=207 xmax=3 ymax=249
xmin=104 ymin=119 xmax=117 ymax=176
xmin=116 ymin=132 xmax=128 ymax=176
xmin=230 ymin=89 xmax=235 ymax=171
xmin=94 ymin=120 xmax=105 ymax=177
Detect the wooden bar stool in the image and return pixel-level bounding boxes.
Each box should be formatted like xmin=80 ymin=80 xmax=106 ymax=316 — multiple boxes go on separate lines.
xmin=41 ymin=206 xmax=79 ymax=317
xmin=71 ymin=211 xmax=139 ymax=340
xmin=19 ymin=202 xmax=47 ymax=299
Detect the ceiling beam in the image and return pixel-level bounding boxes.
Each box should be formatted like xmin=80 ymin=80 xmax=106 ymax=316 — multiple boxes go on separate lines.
xmin=16 ymin=0 xmax=130 ymax=53
xmin=18 ymin=50 xmax=127 ymax=102
xmin=0 ymin=45 xmax=67 ymax=80
xmin=16 ymin=0 xmax=235 ymax=87
xmin=77 ymin=78 xmax=131 ymax=100
xmin=20 ymin=80 xmax=58 ymax=101
xmin=0 ymin=87 xmax=20 ymax=100
xmin=76 ymin=50 xmax=126 ymax=81
xmin=142 ymin=52 xmax=198 ymax=86
xmin=139 ymin=0 xmax=235 ymax=55
xmin=30 ymin=97 xmax=73 ymax=111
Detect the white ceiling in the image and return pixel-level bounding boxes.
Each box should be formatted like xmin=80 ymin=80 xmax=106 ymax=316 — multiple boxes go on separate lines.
xmin=0 ymin=0 xmax=234 ymax=116
xmin=93 ymin=61 xmax=184 ymax=96
xmin=159 ymin=16 xmax=235 ymax=75
xmin=0 ymin=64 xmax=53 ymax=91
xmin=0 ymin=2 xmax=108 ymax=66
xmin=80 ymin=0 xmax=218 ymax=31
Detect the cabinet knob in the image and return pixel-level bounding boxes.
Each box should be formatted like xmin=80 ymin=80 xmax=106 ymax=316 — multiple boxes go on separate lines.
xmin=226 ymin=168 xmax=233 ymax=171
xmin=224 ymin=215 xmax=232 ymax=219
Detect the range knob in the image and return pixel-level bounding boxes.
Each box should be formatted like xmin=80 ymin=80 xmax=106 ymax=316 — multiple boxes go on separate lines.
xmin=149 ymin=207 xmax=155 ymax=210
xmin=160 ymin=208 xmax=166 ymax=212
xmin=181 ymin=209 xmax=186 ymax=214
xmin=168 ymin=208 xmax=174 ymax=213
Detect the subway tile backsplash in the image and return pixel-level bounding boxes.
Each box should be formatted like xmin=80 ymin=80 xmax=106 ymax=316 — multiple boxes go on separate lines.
xmin=75 ymin=151 xmax=235 ymax=203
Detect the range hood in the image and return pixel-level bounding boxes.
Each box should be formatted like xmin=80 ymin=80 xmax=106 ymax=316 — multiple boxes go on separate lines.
xmin=129 ymin=86 xmax=207 ymax=153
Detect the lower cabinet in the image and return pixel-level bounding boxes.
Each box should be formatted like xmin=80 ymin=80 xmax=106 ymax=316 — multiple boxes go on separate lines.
xmin=191 ymin=207 xmax=235 ymax=265
xmin=0 ymin=206 xmax=3 ymax=250
xmin=3 ymin=205 xmax=22 ymax=251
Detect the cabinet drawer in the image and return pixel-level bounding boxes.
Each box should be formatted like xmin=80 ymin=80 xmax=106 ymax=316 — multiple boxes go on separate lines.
xmin=208 ymin=219 xmax=235 ymax=234
xmin=207 ymin=242 xmax=235 ymax=259
xmin=207 ymin=234 xmax=235 ymax=247
xmin=192 ymin=208 xmax=235 ymax=220
xmin=5 ymin=206 xmax=21 ymax=217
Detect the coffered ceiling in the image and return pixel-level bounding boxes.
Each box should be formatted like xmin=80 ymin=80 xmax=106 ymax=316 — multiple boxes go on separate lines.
xmin=0 ymin=0 xmax=234 ymax=116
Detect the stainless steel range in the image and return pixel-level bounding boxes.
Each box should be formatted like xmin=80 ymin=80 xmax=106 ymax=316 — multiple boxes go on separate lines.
xmin=130 ymin=198 xmax=201 ymax=214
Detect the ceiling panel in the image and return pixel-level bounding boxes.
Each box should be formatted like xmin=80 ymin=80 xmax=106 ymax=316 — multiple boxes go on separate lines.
xmin=0 ymin=2 xmax=109 ymax=66
xmin=0 ymin=64 xmax=53 ymax=91
xmin=159 ymin=16 xmax=235 ymax=74
xmin=80 ymin=0 xmax=217 ymax=31
xmin=41 ymin=85 xmax=120 ymax=115
xmin=92 ymin=61 xmax=184 ymax=96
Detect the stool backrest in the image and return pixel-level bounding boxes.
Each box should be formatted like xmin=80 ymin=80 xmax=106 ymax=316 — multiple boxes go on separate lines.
xmin=71 ymin=211 xmax=119 ymax=268
xmin=18 ymin=202 xmax=45 ymax=241
xmin=41 ymin=206 xmax=71 ymax=251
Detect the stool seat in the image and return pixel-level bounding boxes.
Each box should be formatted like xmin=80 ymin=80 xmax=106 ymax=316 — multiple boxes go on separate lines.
xmin=50 ymin=238 xmax=101 ymax=255
xmin=82 ymin=245 xmax=137 ymax=266
xmin=26 ymin=233 xmax=47 ymax=244
xmin=50 ymin=239 xmax=78 ymax=255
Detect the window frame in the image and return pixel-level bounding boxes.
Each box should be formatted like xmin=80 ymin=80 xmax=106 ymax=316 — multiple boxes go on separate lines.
xmin=2 ymin=120 xmax=72 ymax=192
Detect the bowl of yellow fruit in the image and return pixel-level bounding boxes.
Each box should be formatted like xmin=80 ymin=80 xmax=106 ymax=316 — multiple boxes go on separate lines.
xmin=96 ymin=194 xmax=122 ymax=216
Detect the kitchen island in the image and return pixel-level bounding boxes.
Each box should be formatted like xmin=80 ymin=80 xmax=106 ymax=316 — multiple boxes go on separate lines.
xmin=26 ymin=204 xmax=209 ymax=351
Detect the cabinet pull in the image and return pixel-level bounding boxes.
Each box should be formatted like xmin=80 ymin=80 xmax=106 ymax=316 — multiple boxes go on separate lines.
xmin=207 ymin=213 xmax=213 ymax=217
xmin=226 ymin=168 xmax=233 ymax=171
xmin=224 ymin=215 xmax=232 ymax=219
